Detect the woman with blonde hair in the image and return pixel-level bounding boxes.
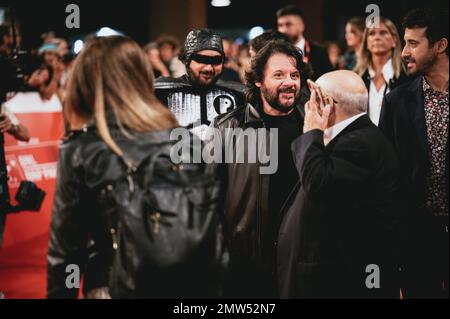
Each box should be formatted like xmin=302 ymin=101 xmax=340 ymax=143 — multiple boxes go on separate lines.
xmin=354 ymin=17 xmax=408 ymax=126
xmin=47 ymin=36 xmax=222 ymax=298
xmin=343 ymin=16 xmax=365 ymax=70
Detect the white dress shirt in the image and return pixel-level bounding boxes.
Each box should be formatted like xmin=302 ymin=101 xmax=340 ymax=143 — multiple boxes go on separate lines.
xmin=323 ymin=113 xmax=366 ymax=146
xmin=295 ymin=37 xmax=306 ymax=56
xmin=368 ymin=58 xmax=394 ymax=126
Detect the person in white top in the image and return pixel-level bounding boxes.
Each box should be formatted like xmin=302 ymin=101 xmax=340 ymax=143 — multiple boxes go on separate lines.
xmin=367 ymin=58 xmax=394 ymax=126
xmin=354 ymin=17 xmax=407 ymax=126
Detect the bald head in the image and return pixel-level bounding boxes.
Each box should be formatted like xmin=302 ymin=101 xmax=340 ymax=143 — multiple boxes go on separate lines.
xmin=316 ymin=70 xmax=368 ymax=116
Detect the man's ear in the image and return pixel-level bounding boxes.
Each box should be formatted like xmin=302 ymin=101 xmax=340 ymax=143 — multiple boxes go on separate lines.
xmin=255 ymin=81 xmax=262 ymax=88
xmin=436 ymin=38 xmax=448 ymax=54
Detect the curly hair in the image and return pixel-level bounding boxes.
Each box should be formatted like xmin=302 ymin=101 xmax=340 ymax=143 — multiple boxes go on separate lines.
xmin=245 ymin=40 xmax=307 ymax=108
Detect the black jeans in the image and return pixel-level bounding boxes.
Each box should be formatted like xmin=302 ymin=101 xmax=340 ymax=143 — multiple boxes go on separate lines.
xmin=402 ymin=215 xmax=449 ymax=299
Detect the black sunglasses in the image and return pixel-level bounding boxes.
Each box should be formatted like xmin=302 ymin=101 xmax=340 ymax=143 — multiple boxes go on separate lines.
xmin=191 ymin=54 xmax=224 ymax=65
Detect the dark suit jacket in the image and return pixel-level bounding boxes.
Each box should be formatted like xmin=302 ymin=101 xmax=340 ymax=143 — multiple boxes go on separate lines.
xmin=278 ymin=115 xmax=400 ymax=298
xmin=308 ymin=43 xmax=333 ymax=80
xmin=379 ymin=76 xmax=449 ymax=298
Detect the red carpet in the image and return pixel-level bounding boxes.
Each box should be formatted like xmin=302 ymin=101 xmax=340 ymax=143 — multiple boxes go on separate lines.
xmin=0 ymin=232 xmax=49 ymax=299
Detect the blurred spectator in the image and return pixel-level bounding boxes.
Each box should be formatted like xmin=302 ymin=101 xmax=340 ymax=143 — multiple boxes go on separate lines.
xmin=0 ymin=24 xmax=13 ymax=56
xmin=0 ymin=24 xmax=25 ymax=100
xmin=1 ymin=24 xmax=30 ymax=143
xmin=230 ymin=41 xmax=240 ymax=62
xmin=143 ymin=42 xmax=170 ymax=78
xmin=344 ymin=17 xmax=365 ymax=70
xmin=237 ymin=43 xmax=251 ymax=83
xmin=34 ymin=44 xmax=65 ymax=101
xmin=247 ymin=30 xmax=293 ymax=84
xmin=27 ymin=63 xmax=62 ymax=101
xmin=38 ymin=43 xmax=61 ymax=65
xmin=249 ymin=30 xmax=291 ymax=57
xmin=41 ymin=30 xmax=68 ymax=56
xmin=156 ymin=34 xmax=185 ymax=77
xmin=157 ymin=34 xmax=179 ymax=63
xmin=52 ymin=38 xmax=69 ymax=57
xmin=277 ymin=5 xmax=332 ymax=79
xmin=221 ymin=38 xmax=241 ymax=83
xmin=326 ymin=41 xmax=342 ymax=70
xmin=354 ymin=17 xmax=407 ymax=126
xmin=41 ymin=31 xmax=56 ymax=44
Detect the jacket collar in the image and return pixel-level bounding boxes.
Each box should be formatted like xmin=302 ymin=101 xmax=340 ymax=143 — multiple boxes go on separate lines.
xmin=244 ymin=101 xmax=305 ymax=125
xmin=406 ymin=76 xmax=429 ymax=160
xmin=368 ymin=58 xmax=395 ymax=84
xmin=244 ymin=103 xmax=263 ymax=125
xmin=326 ymin=114 xmax=373 ymax=148
xmin=324 ymin=113 xmax=366 ymax=145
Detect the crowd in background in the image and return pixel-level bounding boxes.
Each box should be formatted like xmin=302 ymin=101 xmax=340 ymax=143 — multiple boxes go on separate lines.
xmin=1 ymin=6 xmax=410 ymax=126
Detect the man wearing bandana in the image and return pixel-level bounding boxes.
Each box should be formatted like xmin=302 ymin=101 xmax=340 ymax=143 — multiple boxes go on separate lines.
xmin=155 ymin=29 xmax=245 ymax=139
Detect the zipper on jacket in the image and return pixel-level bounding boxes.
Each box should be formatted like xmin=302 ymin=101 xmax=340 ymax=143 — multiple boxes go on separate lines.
xmin=256 ymin=122 xmax=267 ymax=261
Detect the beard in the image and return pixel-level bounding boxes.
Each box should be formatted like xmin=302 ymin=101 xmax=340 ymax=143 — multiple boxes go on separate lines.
xmin=261 ymin=85 xmax=300 ymax=113
xmin=403 ymin=52 xmax=437 ymax=76
xmin=187 ymin=67 xmax=221 ymax=89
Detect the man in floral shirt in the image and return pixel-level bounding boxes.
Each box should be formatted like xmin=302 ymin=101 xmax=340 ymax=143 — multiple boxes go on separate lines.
xmin=380 ymin=7 xmax=449 ymax=298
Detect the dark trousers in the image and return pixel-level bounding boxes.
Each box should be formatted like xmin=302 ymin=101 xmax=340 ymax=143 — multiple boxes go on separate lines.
xmin=402 ymin=216 xmax=449 ymax=299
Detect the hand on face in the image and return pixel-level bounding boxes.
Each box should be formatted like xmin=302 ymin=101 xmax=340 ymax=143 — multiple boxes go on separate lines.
xmin=28 ymin=68 xmax=50 ymax=88
xmin=303 ymin=88 xmax=334 ymax=133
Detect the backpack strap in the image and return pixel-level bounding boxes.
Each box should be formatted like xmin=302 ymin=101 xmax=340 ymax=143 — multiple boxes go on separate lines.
xmin=118 ymin=149 xmax=175 ymax=192
xmin=117 ymin=154 xmax=138 ymax=193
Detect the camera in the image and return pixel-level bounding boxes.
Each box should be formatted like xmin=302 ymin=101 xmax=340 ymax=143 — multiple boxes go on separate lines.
xmin=8 ymin=49 xmax=39 ymax=91
xmin=0 ymin=171 xmax=46 ymax=247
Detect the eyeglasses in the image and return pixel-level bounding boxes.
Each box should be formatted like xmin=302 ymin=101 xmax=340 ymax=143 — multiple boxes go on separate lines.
xmin=191 ymin=54 xmax=224 ymax=66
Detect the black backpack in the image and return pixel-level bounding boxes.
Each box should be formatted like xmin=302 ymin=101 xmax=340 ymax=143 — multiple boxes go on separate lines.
xmin=100 ymin=140 xmax=224 ymax=298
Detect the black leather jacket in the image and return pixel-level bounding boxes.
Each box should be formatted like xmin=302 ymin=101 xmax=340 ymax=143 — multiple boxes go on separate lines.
xmin=47 ymin=122 xmax=182 ymax=298
xmin=211 ymin=102 xmax=305 ymax=282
